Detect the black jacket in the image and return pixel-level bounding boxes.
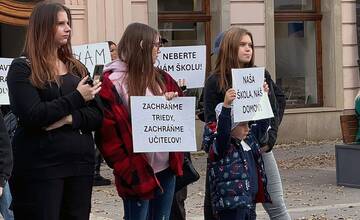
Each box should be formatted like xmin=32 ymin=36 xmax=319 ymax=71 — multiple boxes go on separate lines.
xmin=203 ymin=69 xmax=286 ymax=151
xmin=7 ymin=58 xmax=103 ymax=178
xmin=0 ymin=111 xmax=12 ymax=187
xmin=264 ymin=71 xmax=286 ymax=150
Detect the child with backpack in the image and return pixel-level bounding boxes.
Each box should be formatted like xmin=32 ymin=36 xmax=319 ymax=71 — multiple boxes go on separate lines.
xmin=207 ymin=88 xmax=271 ymax=220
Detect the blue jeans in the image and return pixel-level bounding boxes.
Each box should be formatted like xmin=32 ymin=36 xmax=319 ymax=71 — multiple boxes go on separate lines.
xmin=123 ymin=168 xmax=175 ymax=220
xmin=0 ymin=182 xmax=14 ymax=220
xmin=261 ymin=151 xmax=291 ymax=220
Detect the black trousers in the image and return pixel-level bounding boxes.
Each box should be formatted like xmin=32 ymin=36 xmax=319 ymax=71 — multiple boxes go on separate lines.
xmin=170 ymin=186 xmax=187 ymax=220
xmin=94 ymin=147 xmax=103 ymax=175
xmin=170 ymin=152 xmax=193 ymax=220
xmin=10 ymin=175 xmax=93 ymax=220
xmin=204 ymin=168 xmax=217 ymax=220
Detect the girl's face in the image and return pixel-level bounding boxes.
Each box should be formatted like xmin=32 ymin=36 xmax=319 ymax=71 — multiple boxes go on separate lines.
xmin=152 ymin=35 xmax=162 ymax=64
xmin=54 ymin=10 xmax=71 ymax=48
xmin=231 ymin=122 xmax=249 ymax=140
xmin=109 ymin=44 xmax=118 ymax=61
xmin=237 ymin=34 xmax=253 ymax=67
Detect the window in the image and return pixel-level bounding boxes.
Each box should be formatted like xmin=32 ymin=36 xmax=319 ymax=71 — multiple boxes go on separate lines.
xmin=158 ymin=0 xmax=211 ymax=110
xmin=0 ymin=23 xmax=26 ymax=57
xmin=158 ymin=0 xmax=211 ymax=73
xmin=274 ymin=0 xmax=322 ymax=108
xmin=158 ymin=0 xmax=203 ymax=12
xmin=275 ymin=0 xmax=314 ymax=11
xmin=0 ymin=0 xmax=34 ymax=57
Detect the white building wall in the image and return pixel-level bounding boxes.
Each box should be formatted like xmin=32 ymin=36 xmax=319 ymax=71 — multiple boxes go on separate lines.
xmin=230 ymin=0 xmax=266 ymax=67
xmin=342 ymin=0 xmax=360 ymax=110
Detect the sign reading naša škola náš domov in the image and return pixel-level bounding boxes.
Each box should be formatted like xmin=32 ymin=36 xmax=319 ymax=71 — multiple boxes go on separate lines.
xmin=0 ymin=58 xmax=12 ymax=105
xmin=232 ymin=67 xmax=274 ymax=122
xmin=0 ymin=42 xmax=111 ymax=105
xmin=130 ymin=96 xmax=196 ymax=152
xmin=156 ymin=45 xmax=206 ymax=89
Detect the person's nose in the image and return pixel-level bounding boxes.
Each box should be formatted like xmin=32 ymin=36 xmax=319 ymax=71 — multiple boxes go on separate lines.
xmin=65 ymin=24 xmax=71 ymax=32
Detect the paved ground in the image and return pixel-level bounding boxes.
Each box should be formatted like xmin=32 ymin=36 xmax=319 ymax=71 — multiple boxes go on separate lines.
xmin=90 ymin=140 xmax=360 ymax=220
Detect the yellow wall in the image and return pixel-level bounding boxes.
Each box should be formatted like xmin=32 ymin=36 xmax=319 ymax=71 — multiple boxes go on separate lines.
xmin=65 ymin=0 xmax=148 ymax=45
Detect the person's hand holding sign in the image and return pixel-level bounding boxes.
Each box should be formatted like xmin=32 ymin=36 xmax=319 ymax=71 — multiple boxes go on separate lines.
xmin=224 ymin=88 xmax=236 ymax=108
xmin=178 ymin=79 xmax=187 ymax=92
xmin=263 ymin=81 xmax=269 ymax=94
xmin=165 ymin=91 xmax=179 ymax=101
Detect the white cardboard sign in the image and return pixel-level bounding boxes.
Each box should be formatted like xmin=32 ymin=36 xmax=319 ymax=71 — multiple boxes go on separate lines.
xmin=72 ymin=42 xmax=111 ymax=75
xmin=1 ymin=42 xmax=111 ymax=105
xmin=156 ymin=45 xmax=206 ymax=88
xmin=232 ymin=67 xmax=274 ymax=122
xmin=130 ymin=96 xmax=196 ymax=152
xmin=0 ymin=58 xmax=13 ymax=105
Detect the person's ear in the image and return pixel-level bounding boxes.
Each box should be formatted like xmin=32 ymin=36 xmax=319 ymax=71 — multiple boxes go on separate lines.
xmin=140 ymin=40 xmax=143 ymax=49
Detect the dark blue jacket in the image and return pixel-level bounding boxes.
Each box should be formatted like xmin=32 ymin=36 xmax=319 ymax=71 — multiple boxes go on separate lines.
xmin=206 ymin=107 xmax=271 ymax=213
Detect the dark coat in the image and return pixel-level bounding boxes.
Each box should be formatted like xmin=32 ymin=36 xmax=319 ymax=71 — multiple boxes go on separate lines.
xmin=0 ymin=111 xmax=12 ymax=187
xmin=206 ymin=107 xmax=271 ymax=212
xmin=7 ymin=58 xmax=103 ymax=178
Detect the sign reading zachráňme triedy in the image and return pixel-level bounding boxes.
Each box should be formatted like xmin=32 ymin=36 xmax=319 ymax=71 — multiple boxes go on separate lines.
xmin=130 ymin=96 xmax=196 ymax=152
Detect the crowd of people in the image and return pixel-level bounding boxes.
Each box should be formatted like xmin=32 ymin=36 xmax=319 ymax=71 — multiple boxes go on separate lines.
xmin=0 ymin=1 xmax=295 ymax=220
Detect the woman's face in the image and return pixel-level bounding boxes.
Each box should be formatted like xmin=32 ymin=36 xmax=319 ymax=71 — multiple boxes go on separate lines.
xmin=54 ymin=10 xmax=71 ymax=48
xmin=152 ymin=35 xmax=162 ymax=64
xmin=109 ymin=44 xmax=118 ymax=61
xmin=237 ymin=34 xmax=253 ymax=67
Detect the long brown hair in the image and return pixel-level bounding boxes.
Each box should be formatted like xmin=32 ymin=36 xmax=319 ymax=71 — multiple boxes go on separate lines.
xmin=24 ymin=1 xmax=87 ymax=88
xmin=214 ymin=27 xmax=255 ymax=92
xmin=118 ymin=22 xmax=165 ymax=97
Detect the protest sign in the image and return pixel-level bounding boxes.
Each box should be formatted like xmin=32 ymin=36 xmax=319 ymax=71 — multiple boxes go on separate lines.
xmin=72 ymin=42 xmax=111 ymax=76
xmin=0 ymin=58 xmax=13 ymax=105
xmin=130 ymin=96 xmax=196 ymax=152
xmin=0 ymin=42 xmax=111 ymax=105
xmin=232 ymin=67 xmax=274 ymax=122
xmin=156 ymin=45 xmax=206 ymax=88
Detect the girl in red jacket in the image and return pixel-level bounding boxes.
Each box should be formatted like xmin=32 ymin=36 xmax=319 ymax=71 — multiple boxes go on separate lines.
xmin=97 ymin=22 xmax=184 ymax=220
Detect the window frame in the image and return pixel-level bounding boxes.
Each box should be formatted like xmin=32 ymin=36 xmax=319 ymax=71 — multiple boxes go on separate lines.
xmin=158 ymin=0 xmax=211 ymax=73
xmin=274 ymin=0 xmax=323 ymax=108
